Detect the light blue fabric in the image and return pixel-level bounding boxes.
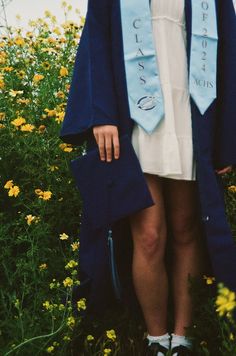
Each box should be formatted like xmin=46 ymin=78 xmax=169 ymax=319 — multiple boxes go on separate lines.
xmin=119 ymin=0 xmax=164 ymax=134
xmin=189 ymin=0 xmax=218 ymax=115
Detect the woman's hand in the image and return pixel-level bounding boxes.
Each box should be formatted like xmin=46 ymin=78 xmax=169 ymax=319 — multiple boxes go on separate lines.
xmin=93 ymin=125 xmax=120 ymax=162
xmin=215 ymin=166 xmax=233 ymax=175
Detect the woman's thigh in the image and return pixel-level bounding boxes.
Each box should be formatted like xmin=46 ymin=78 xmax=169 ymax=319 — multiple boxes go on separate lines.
xmin=163 ymin=178 xmax=200 ymax=243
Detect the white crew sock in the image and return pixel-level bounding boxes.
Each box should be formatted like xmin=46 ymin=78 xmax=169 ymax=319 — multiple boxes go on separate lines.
xmin=147 ymin=333 xmax=170 ymax=356
xmin=171 ymin=333 xmax=193 ymax=355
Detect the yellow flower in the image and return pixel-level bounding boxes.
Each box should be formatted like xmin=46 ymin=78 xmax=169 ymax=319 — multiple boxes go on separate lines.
xmin=59 ymin=66 xmax=68 ymax=77
xmin=60 ymin=233 xmax=69 ymax=240
xmin=67 ymin=316 xmax=75 ymax=328
xmin=38 ymin=125 xmax=46 ymax=133
xmin=203 ymin=275 xmax=215 ymax=285
xmin=8 ymin=185 xmax=20 ymax=197
xmin=55 ymin=111 xmax=65 ymax=123
xmin=4 ymin=180 xmax=14 ymax=189
xmin=63 ymin=277 xmax=73 ymax=287
xmin=44 ymin=10 xmax=52 ymax=18
xmin=9 ymin=90 xmax=24 ymax=97
xmin=11 ymin=117 xmax=26 ymax=127
xmin=42 ymin=61 xmax=50 ymax=70
xmin=0 ymin=112 xmax=6 ymax=121
xmin=87 ymin=334 xmax=94 ymax=342
xmin=20 ymin=124 xmax=35 ymax=132
xmin=35 ymin=188 xmax=43 ymax=195
xmin=46 ymin=346 xmax=54 ymax=353
xmin=106 ymin=329 xmax=116 ymax=342
xmin=104 ymin=349 xmax=112 ymax=355
xmin=63 ymin=335 xmax=71 ymax=341
xmin=0 ymin=78 xmax=5 ymax=89
xmin=14 ymin=36 xmax=25 ymax=46
xmin=215 ymin=284 xmax=236 ymax=317
xmin=17 ymin=70 xmax=26 ymax=79
xmin=55 ymin=91 xmax=65 ymax=99
xmin=38 ymin=191 xmax=52 ymax=200
xmin=228 ymin=185 xmax=236 ymax=193
xmin=44 ymin=108 xmax=57 ymax=117
xmin=71 ymin=242 xmax=80 ymax=251
xmin=59 ymin=143 xmax=73 ymax=152
xmin=48 ymin=165 xmax=59 ymax=172
xmin=25 ymin=214 xmax=37 ymax=225
xmin=43 ymin=301 xmax=53 ymax=311
xmin=77 ymin=298 xmax=86 ymax=311
xmin=39 ymin=263 xmax=47 ymax=271
xmin=0 ymin=123 xmax=5 ymax=129
xmin=65 ymin=260 xmax=78 ymax=270
xmin=33 ymin=74 xmax=44 ymax=83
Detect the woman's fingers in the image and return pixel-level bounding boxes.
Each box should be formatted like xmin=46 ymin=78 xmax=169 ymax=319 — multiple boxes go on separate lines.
xmin=98 ymin=133 xmax=105 ymax=161
xmin=105 ymin=134 xmax=112 ymax=162
xmin=113 ymin=133 xmax=120 ymax=160
xmin=93 ymin=125 xmax=120 ymax=162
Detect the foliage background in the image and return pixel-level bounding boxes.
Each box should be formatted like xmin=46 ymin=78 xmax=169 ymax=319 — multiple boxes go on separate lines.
xmin=0 ymin=2 xmax=236 ymax=355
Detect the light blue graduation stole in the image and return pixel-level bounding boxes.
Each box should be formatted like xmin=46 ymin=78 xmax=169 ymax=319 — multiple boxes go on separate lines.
xmin=189 ymin=0 xmax=218 ymax=115
xmin=119 ymin=0 xmax=164 ymax=134
xmin=119 ymin=0 xmax=218 ymax=128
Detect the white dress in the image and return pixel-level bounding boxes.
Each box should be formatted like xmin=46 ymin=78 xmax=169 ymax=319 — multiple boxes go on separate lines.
xmin=131 ymin=0 xmax=196 ymax=181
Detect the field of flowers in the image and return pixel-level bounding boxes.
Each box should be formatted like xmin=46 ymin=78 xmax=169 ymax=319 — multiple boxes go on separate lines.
xmin=0 ymin=2 xmax=236 ymax=355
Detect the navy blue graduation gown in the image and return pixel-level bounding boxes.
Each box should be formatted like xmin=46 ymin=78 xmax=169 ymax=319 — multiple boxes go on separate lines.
xmin=59 ymin=0 xmax=236 ymax=313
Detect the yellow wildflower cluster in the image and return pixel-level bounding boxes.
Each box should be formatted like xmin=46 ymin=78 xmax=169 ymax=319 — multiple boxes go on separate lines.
xmin=35 ymin=189 xmax=52 ymax=200
xmin=65 ymin=260 xmax=78 ymax=270
xmin=4 ymin=180 xmax=20 ymax=197
xmin=106 ymin=329 xmax=117 ymax=342
xmin=215 ymin=283 xmax=236 ymax=318
xmin=46 ymin=342 xmax=59 ymax=354
xmin=42 ymin=300 xmax=54 ymax=312
xmin=67 ymin=316 xmax=75 ymax=328
xmin=228 ymin=185 xmax=236 ymax=193
xmin=11 ymin=116 xmax=35 ymax=132
xmin=104 ymin=349 xmax=112 ymax=355
xmin=77 ymin=298 xmax=86 ymax=311
xmin=59 ymin=143 xmax=73 ymax=152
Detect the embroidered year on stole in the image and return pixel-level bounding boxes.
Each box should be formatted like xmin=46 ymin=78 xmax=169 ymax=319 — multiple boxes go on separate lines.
xmin=189 ymin=0 xmax=218 ymax=114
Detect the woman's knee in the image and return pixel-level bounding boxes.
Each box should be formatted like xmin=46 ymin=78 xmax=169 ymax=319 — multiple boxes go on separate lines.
xmin=133 ymin=225 xmax=167 ymax=259
xmin=171 ymin=211 xmax=198 ymax=246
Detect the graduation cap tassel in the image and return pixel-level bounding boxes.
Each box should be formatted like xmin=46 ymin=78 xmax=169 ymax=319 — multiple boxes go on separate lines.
xmin=106 ymin=177 xmax=122 ymax=301
xmin=107 ymin=228 xmax=122 ymax=301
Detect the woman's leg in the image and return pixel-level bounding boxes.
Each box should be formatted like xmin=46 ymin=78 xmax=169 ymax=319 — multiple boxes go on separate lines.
xmin=163 ymin=179 xmax=203 ymax=336
xmin=129 ymin=173 xmax=168 ymax=336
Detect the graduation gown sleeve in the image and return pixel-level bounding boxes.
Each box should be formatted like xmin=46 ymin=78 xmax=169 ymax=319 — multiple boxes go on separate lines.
xmin=214 ymin=0 xmax=236 ymax=167
xmin=59 ymin=0 xmax=119 ymax=146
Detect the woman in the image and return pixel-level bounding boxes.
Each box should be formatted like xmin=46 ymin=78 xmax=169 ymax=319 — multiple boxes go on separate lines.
xmin=59 ymin=0 xmax=236 ymax=355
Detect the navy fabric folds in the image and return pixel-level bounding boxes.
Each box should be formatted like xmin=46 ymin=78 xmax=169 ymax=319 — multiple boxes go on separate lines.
xmin=70 ymin=134 xmax=154 ymax=229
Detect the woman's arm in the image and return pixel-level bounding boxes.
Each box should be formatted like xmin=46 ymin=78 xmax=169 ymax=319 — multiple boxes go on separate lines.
xmin=59 ymin=0 xmax=119 ymax=147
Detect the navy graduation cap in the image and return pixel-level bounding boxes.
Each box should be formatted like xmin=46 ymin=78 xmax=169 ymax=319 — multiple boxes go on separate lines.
xmin=70 ymin=134 xmax=154 ymax=230
xmin=59 ymin=0 xmax=236 ymax=313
